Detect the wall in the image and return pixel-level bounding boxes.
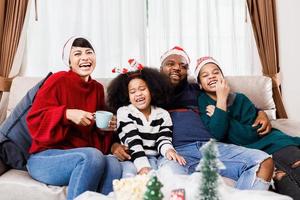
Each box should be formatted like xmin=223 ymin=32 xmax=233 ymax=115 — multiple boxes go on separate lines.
xmin=277 ymin=0 xmax=300 ymax=120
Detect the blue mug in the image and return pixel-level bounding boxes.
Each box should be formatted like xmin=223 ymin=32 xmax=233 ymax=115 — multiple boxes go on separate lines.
xmin=95 ymin=111 xmax=113 ymax=128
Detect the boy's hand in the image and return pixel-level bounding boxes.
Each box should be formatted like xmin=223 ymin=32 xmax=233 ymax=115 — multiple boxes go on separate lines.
xmin=166 ymin=149 xmax=186 ymax=166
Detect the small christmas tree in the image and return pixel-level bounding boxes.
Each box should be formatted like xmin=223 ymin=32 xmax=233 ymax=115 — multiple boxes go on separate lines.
xmin=195 ymin=139 xmax=224 ymax=200
xmin=143 ymin=175 xmax=164 ymax=200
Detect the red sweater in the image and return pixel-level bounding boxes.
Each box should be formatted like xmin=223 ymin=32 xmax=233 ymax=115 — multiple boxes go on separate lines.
xmin=27 ymin=71 xmax=112 ymax=154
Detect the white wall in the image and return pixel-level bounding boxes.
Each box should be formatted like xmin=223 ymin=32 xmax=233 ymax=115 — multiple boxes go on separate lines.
xmin=277 ymin=0 xmax=300 ymax=120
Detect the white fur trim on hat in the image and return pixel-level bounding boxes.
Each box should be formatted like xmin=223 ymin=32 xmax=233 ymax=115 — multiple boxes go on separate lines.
xmin=160 ymin=46 xmax=190 ymax=65
xmin=194 ymin=56 xmax=220 ymax=83
xmin=62 ymin=35 xmax=93 ymax=66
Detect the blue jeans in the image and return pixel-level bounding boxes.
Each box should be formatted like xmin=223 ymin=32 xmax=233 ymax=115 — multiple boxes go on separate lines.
xmin=175 ymin=142 xmax=271 ymax=190
xmin=121 ymin=155 xmax=186 ymax=178
xmin=27 ymin=147 xmax=122 ymax=200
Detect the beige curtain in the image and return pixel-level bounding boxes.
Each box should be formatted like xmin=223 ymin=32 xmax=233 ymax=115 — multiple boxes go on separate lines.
xmin=246 ymin=0 xmax=287 ymax=119
xmin=0 ymin=0 xmax=29 ymax=123
xmin=0 ymin=0 xmax=29 ymax=93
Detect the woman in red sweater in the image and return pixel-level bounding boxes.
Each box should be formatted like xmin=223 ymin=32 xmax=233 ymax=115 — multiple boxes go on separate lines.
xmin=26 ymin=36 xmax=121 ymax=200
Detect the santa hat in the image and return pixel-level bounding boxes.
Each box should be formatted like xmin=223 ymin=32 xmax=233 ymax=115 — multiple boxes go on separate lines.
xmin=160 ymin=46 xmax=190 ymax=65
xmin=194 ymin=56 xmax=221 ymax=83
xmin=62 ymin=35 xmax=93 ymax=66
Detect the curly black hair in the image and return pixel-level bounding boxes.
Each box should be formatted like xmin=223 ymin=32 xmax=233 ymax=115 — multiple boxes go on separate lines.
xmin=107 ymin=67 xmax=172 ymax=114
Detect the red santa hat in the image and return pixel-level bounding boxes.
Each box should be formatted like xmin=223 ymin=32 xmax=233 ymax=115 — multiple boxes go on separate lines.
xmin=62 ymin=35 xmax=93 ymax=66
xmin=160 ymin=46 xmax=190 ymax=65
xmin=194 ymin=56 xmax=221 ymax=83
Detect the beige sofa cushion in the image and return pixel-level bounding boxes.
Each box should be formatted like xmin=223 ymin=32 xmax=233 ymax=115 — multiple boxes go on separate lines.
xmin=0 ymin=169 xmax=67 ymax=200
xmin=226 ymin=76 xmax=276 ymax=120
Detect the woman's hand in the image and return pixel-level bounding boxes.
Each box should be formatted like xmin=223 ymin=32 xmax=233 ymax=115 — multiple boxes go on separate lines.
xmin=98 ymin=115 xmax=117 ymax=132
xmin=111 ymin=143 xmax=131 ymax=161
xmin=166 ymin=149 xmax=186 ymax=166
xmin=66 ymin=109 xmax=94 ymax=126
xmin=138 ymin=167 xmax=151 ymax=175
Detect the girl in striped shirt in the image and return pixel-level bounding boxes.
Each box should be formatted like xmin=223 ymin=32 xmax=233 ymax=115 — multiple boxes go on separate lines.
xmin=107 ymin=65 xmax=186 ymax=177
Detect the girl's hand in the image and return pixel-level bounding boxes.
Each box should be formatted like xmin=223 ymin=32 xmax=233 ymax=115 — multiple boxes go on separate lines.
xmin=216 ymin=78 xmax=230 ymax=111
xmin=206 ymin=105 xmax=216 ymax=117
xmin=66 ymin=109 xmax=94 ymax=126
xmin=216 ymin=78 xmax=230 ymax=100
xmin=111 ymin=143 xmax=131 ymax=161
xmin=166 ymin=149 xmax=186 ymax=166
xmin=138 ymin=167 xmax=151 ymax=175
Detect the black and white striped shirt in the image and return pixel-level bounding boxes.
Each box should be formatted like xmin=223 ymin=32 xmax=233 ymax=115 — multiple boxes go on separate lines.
xmin=117 ymin=104 xmax=174 ymax=171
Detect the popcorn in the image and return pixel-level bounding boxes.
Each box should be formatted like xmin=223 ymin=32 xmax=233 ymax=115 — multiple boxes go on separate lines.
xmin=113 ymin=174 xmax=150 ymax=200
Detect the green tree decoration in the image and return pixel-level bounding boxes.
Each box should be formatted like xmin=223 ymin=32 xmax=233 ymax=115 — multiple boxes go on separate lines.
xmin=144 ymin=175 xmax=164 ymax=200
xmin=195 ymin=139 xmax=224 ymax=200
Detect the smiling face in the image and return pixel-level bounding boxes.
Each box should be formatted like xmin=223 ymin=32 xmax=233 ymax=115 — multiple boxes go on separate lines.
xmin=128 ymin=78 xmax=152 ymax=116
xmin=69 ymin=46 xmax=96 ymax=81
xmin=160 ymin=54 xmax=189 ymax=86
xmin=199 ymin=63 xmax=224 ymax=93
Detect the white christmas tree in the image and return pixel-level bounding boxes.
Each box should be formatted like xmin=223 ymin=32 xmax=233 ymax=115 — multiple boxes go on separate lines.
xmin=195 ymin=139 xmax=225 ymax=200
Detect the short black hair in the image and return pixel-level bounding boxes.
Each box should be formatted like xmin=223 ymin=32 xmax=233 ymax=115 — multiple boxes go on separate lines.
xmin=107 ymin=67 xmax=172 ymax=113
xmin=72 ymin=38 xmax=94 ymax=51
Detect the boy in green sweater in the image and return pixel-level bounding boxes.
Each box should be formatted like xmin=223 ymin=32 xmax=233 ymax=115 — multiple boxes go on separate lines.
xmin=195 ymin=56 xmax=300 ymax=199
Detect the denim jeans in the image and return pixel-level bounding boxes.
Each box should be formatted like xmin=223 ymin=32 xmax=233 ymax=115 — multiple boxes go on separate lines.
xmin=121 ymin=155 xmax=186 ymax=178
xmin=175 ymin=141 xmax=271 ymax=190
xmin=27 ymin=147 xmax=122 ymax=200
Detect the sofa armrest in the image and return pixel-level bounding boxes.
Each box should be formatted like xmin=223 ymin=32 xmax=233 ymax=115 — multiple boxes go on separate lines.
xmin=271 ymin=119 xmax=300 ymax=137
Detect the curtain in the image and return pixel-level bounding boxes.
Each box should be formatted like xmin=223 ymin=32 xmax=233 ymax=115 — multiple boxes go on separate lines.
xmin=0 ymin=0 xmax=29 ymax=123
xmin=23 ymin=0 xmax=261 ymax=79
xmin=147 ymin=0 xmax=261 ymax=77
xmin=247 ymin=0 xmax=288 ymax=118
xmin=22 ymin=0 xmax=147 ymax=78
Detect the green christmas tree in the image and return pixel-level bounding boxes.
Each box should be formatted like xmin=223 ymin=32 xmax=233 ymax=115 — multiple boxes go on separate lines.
xmin=195 ymin=139 xmax=224 ymax=200
xmin=143 ymin=175 xmax=164 ymax=200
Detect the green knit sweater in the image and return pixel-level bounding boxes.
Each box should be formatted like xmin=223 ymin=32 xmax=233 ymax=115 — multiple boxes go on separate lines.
xmin=198 ymin=92 xmax=300 ymax=154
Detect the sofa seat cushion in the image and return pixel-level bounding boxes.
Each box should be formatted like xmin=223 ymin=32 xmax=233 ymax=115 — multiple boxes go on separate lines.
xmin=0 ymin=169 xmax=67 ymax=200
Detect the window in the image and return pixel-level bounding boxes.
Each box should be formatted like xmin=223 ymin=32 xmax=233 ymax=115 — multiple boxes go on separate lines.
xmin=22 ymin=0 xmax=261 ymax=78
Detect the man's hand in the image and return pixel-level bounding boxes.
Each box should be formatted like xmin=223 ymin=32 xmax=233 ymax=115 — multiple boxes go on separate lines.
xmin=111 ymin=143 xmax=131 ymax=161
xmin=253 ymin=111 xmax=272 ymax=136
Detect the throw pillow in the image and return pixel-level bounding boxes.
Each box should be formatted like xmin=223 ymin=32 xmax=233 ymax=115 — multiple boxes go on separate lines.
xmin=0 ymin=72 xmax=52 ymax=172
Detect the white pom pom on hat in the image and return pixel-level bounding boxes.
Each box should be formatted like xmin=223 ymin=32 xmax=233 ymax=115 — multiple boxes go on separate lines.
xmin=160 ymin=46 xmax=191 ymax=65
xmin=194 ymin=56 xmax=220 ymax=83
xmin=62 ymin=35 xmax=94 ymax=66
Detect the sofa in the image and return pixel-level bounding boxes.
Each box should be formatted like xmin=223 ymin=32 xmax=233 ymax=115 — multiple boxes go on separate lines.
xmin=0 ymin=75 xmax=299 ymax=200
